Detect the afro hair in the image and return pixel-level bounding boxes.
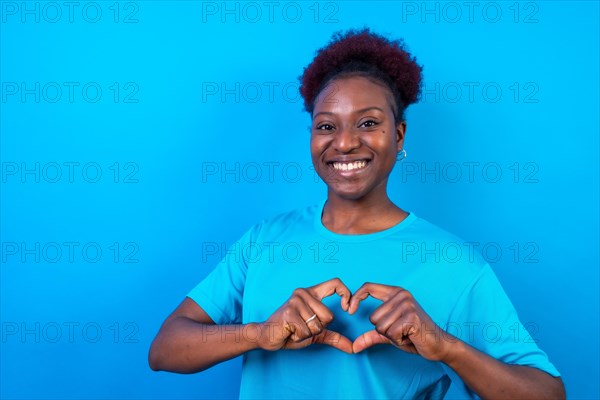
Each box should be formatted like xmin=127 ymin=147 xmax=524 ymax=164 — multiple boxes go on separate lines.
xmin=298 ymin=28 xmax=423 ymax=122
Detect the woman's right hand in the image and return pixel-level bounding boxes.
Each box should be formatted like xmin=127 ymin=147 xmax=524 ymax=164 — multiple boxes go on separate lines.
xmin=256 ymin=277 xmax=353 ymax=354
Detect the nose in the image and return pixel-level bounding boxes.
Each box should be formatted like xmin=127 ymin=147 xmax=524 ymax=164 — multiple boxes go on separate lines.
xmin=332 ymin=126 xmax=360 ymax=153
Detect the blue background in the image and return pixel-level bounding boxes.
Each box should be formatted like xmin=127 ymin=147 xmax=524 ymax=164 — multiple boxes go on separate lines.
xmin=1 ymin=1 xmax=598 ymax=399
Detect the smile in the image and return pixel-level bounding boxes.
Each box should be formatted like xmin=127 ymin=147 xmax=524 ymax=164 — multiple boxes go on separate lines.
xmin=327 ymin=159 xmax=370 ymax=173
xmin=332 ymin=160 xmax=368 ymax=171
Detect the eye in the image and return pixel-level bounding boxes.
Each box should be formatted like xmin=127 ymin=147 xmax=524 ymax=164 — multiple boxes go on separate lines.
xmin=359 ymin=119 xmax=379 ymax=128
xmin=315 ymin=123 xmax=335 ymax=131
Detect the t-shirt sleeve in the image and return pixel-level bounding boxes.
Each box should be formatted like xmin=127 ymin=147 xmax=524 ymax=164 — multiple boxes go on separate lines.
xmin=186 ymin=223 xmax=262 ymax=325
xmin=442 ymin=263 xmax=560 ymax=397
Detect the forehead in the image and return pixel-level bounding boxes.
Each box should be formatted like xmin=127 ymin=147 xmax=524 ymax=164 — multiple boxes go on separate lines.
xmin=313 ymin=76 xmax=394 ymax=115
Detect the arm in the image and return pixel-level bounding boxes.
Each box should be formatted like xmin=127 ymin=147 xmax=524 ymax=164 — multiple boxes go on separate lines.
xmin=349 ymin=283 xmax=566 ymax=399
xmin=442 ymin=339 xmax=565 ymax=399
xmin=148 ymin=297 xmax=261 ymax=373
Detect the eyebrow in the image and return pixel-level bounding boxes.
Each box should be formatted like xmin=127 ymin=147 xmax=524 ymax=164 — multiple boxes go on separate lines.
xmin=313 ymin=106 xmax=386 ymax=118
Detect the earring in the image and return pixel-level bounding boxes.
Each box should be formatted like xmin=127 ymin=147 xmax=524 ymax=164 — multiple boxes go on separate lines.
xmin=397 ymin=148 xmax=407 ymax=161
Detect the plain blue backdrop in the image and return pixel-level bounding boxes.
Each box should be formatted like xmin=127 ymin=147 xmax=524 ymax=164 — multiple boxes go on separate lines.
xmin=1 ymin=1 xmax=598 ymax=399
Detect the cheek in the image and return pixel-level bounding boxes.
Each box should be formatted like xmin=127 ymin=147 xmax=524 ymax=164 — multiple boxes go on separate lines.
xmin=309 ymin=139 xmax=317 ymax=159
xmin=371 ymin=133 xmax=397 ymax=160
xmin=309 ymin=136 xmax=326 ymax=158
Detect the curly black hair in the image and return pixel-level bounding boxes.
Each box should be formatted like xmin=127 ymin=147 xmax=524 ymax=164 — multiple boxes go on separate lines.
xmin=298 ymin=28 xmax=423 ymax=122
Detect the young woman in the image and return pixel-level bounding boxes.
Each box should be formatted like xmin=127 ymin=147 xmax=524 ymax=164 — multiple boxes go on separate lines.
xmin=149 ymin=29 xmax=565 ymax=399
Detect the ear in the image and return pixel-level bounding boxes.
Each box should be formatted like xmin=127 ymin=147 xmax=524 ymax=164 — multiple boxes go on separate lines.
xmin=396 ymin=121 xmax=407 ymax=152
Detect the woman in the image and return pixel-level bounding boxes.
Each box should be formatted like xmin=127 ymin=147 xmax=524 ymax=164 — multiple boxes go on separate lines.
xmin=149 ymin=29 xmax=565 ymax=399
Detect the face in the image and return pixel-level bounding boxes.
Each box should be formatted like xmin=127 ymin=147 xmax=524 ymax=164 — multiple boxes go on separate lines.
xmin=310 ymin=76 xmax=406 ymax=201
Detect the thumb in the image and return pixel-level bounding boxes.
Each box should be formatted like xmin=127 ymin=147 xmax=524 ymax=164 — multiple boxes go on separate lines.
xmin=352 ymin=330 xmax=392 ymax=353
xmin=312 ymin=329 xmax=353 ymax=354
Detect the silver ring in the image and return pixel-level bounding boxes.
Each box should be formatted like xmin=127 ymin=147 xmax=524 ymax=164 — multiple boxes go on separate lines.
xmin=305 ymin=313 xmax=317 ymax=324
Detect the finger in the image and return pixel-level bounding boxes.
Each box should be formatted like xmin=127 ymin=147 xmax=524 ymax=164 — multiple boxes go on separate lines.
xmin=369 ymin=295 xmax=411 ymax=327
xmin=371 ymin=305 xmax=407 ymax=336
xmin=287 ymin=319 xmax=310 ymax=343
xmin=352 ymin=330 xmax=392 ymax=353
xmin=348 ymin=282 xmax=398 ymax=315
xmin=295 ymin=290 xmax=333 ymax=328
xmin=396 ymin=339 xmax=419 ymax=355
xmin=396 ymin=339 xmax=419 ymax=354
xmin=387 ymin=321 xmax=420 ymax=354
xmin=307 ymin=277 xmax=351 ymax=312
xmin=300 ymin=314 xmax=324 ymax=338
xmin=292 ymin=296 xmax=324 ymax=339
xmin=388 ymin=318 xmax=420 ymax=341
xmin=312 ymin=329 xmax=353 ymax=354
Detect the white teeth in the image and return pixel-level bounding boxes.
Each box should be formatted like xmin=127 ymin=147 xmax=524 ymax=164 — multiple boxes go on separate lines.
xmin=332 ymin=160 xmax=367 ymax=171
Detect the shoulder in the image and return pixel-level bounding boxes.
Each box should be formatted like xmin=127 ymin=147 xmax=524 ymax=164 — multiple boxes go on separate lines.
xmin=405 ymin=212 xmax=489 ymax=277
xmin=263 ymin=203 xmax=319 ymax=226
xmin=244 ymin=203 xmax=320 ymax=240
xmin=407 ymin=213 xmax=464 ymax=242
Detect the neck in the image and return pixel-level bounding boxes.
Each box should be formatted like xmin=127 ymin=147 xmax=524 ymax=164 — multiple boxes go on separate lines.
xmin=321 ymin=190 xmax=407 ymax=234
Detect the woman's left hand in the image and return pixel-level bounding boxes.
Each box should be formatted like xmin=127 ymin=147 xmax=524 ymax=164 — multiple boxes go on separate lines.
xmin=348 ymin=282 xmax=455 ymax=361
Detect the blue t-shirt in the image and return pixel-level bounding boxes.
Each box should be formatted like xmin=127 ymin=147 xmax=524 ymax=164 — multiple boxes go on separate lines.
xmin=187 ymin=199 xmax=560 ymax=399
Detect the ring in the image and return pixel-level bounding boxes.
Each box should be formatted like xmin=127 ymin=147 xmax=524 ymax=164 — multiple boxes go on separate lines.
xmin=305 ymin=314 xmax=317 ymax=324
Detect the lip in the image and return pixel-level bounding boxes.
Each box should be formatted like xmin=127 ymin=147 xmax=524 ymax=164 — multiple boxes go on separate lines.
xmin=326 ymin=157 xmax=371 ymax=164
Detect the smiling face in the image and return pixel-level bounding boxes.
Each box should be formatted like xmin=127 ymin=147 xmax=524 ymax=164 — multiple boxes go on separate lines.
xmin=310 ymin=76 xmax=406 ymax=201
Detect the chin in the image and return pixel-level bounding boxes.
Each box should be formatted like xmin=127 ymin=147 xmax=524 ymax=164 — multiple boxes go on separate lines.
xmin=328 ymin=186 xmax=370 ymax=201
